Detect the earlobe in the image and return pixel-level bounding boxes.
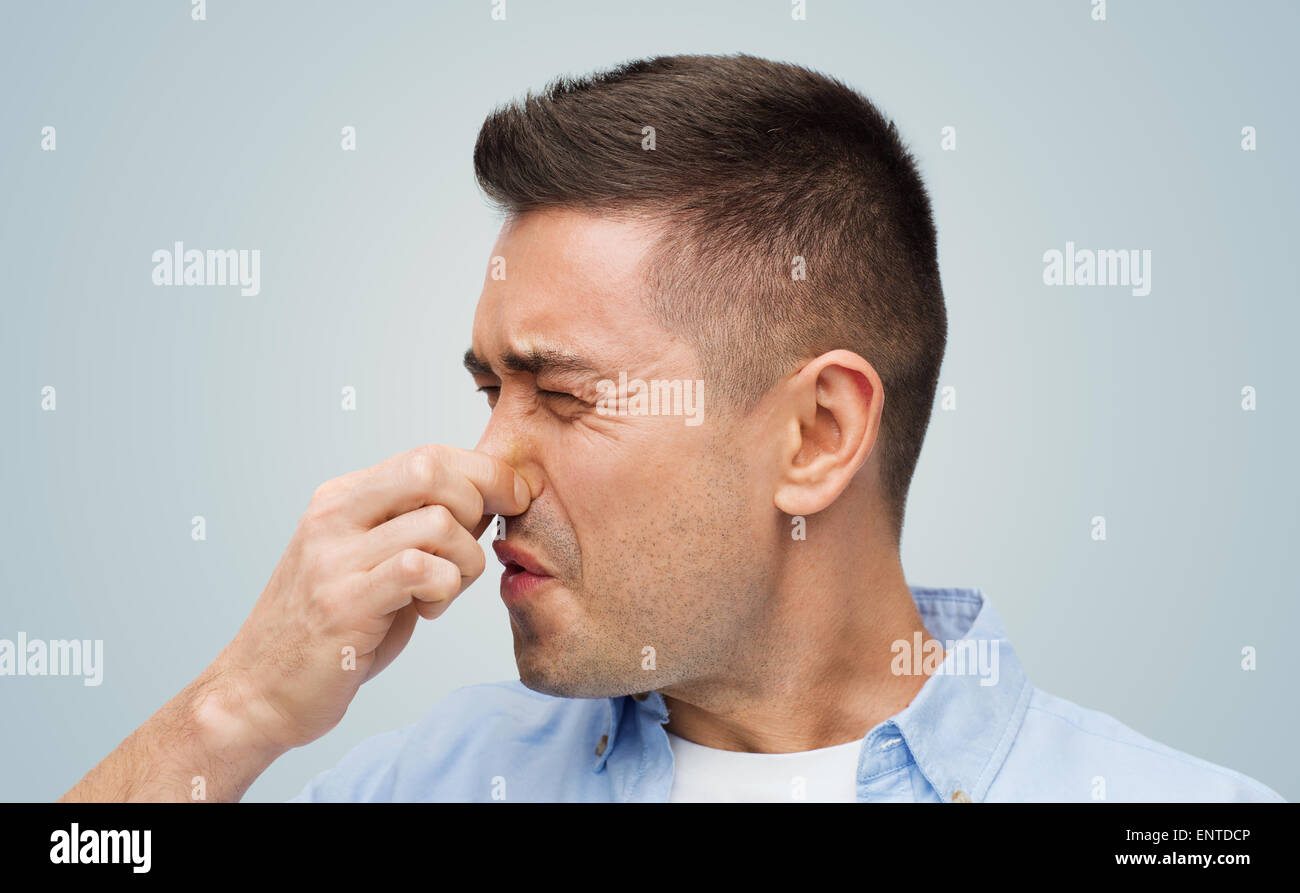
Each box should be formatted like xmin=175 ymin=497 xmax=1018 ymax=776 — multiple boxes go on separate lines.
xmin=774 ymin=482 xmax=819 ymax=517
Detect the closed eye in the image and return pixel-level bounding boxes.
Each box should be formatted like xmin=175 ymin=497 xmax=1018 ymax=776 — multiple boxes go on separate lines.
xmin=539 ymin=389 xmax=584 ymax=404
xmin=475 ymin=385 xmax=500 ymax=406
xmin=476 ymin=386 xmax=584 ymax=409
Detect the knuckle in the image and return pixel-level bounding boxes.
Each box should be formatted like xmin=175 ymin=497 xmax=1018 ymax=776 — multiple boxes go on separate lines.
xmin=309 ymin=476 xmax=348 ymax=508
xmin=303 ymin=495 xmax=341 ymax=527
xmin=426 ymin=504 xmax=455 ymax=537
xmin=405 ymin=452 xmax=440 ymax=492
xmin=397 ymin=548 xmax=429 ymax=580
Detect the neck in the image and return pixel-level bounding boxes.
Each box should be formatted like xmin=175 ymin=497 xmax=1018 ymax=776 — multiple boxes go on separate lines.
xmin=660 ymin=519 xmax=933 ymax=753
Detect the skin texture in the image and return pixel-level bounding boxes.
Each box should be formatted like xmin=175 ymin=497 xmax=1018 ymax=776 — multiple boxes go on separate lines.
xmin=470 ymin=208 xmax=937 ymax=752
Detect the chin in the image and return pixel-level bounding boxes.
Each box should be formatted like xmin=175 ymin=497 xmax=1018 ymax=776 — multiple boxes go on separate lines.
xmin=514 ymin=647 xmax=632 ymax=700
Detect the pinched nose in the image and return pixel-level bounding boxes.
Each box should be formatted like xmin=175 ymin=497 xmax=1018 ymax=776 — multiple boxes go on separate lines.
xmin=476 ymin=431 xmax=543 ymax=501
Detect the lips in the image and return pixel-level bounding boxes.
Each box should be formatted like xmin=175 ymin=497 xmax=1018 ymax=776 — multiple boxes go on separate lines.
xmin=492 ymin=540 xmax=555 ymax=605
xmin=491 ymin=541 xmax=552 ymax=578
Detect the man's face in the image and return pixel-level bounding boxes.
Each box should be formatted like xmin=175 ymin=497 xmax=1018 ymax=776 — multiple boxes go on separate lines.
xmin=468 ymin=209 xmax=780 ymax=698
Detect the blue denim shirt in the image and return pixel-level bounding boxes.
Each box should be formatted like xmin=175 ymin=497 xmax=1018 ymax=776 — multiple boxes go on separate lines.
xmin=289 ymin=587 xmax=1284 ymax=802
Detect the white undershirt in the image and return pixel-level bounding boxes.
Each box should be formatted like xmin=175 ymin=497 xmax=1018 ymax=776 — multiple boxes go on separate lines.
xmin=665 ymin=731 xmax=862 ymax=802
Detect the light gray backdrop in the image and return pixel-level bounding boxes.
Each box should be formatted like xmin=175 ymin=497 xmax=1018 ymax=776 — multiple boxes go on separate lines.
xmin=1 ymin=0 xmax=1295 ymax=801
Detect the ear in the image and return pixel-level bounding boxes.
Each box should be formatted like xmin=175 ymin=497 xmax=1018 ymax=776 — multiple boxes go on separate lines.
xmin=773 ymin=349 xmax=884 ymax=517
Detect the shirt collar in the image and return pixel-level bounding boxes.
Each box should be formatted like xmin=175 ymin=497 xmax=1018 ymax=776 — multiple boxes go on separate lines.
xmin=596 ymin=586 xmax=1033 ymax=804
xmin=884 ymin=587 xmax=1032 ymax=802
xmin=595 ymin=687 xmax=668 ymax=773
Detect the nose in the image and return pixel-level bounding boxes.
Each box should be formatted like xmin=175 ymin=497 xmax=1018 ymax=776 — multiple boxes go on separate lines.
xmin=476 ymin=411 xmax=544 ymax=501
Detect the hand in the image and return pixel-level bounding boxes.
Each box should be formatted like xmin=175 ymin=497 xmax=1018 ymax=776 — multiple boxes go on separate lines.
xmin=210 ymin=444 xmax=531 ymax=752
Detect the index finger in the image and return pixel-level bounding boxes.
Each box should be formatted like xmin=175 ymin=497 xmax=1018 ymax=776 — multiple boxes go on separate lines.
xmin=326 ymin=444 xmax=530 ymax=530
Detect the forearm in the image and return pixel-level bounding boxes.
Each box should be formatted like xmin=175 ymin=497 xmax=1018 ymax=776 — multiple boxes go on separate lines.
xmin=58 ymin=667 xmax=289 ymax=803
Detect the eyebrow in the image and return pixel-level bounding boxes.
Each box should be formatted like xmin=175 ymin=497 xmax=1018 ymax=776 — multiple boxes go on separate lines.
xmin=463 ymin=345 xmax=602 ymax=380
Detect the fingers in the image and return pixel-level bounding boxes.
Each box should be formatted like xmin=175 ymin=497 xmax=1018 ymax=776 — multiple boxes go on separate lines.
xmin=313 ymin=444 xmax=530 ymax=531
xmin=435 ymin=445 xmax=532 ymax=517
xmin=364 ymin=549 xmax=463 ymax=618
xmin=366 ymin=604 xmax=420 ymax=681
xmin=355 ymin=503 xmax=487 ymax=586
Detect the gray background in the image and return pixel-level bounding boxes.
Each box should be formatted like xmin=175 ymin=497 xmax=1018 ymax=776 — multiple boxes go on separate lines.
xmin=1 ymin=0 xmax=1295 ymax=801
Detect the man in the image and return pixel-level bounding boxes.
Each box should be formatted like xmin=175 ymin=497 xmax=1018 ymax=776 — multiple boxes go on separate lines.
xmin=62 ymin=54 xmax=1282 ymax=803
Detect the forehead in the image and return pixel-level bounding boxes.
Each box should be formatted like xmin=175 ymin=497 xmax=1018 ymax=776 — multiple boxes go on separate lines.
xmin=470 ymin=208 xmax=673 ymax=371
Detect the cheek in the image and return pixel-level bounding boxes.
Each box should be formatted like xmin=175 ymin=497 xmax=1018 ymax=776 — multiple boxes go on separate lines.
xmin=549 ymin=432 xmax=673 ymax=528
xmin=550 ymin=426 xmax=726 ymax=554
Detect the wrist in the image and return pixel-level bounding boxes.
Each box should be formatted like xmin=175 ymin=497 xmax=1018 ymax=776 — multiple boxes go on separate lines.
xmin=185 ymin=667 xmax=292 ymax=782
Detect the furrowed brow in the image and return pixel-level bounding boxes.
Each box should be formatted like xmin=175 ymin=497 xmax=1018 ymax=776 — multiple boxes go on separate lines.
xmin=463 ymin=348 xmax=493 ymax=377
xmin=466 ymin=344 xmax=602 ymax=381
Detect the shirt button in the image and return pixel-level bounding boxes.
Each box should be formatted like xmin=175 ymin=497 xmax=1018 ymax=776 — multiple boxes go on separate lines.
xmin=595 ymin=734 xmax=609 ymax=757
xmin=951 ymin=789 xmax=972 ymax=802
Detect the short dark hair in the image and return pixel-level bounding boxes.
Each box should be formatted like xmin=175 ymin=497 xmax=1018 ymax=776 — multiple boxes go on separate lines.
xmin=474 ymin=53 xmax=946 ymax=540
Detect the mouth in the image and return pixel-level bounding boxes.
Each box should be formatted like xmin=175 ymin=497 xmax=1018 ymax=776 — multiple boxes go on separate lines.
xmin=492 ymin=540 xmax=555 ymax=603
xmin=492 ymin=540 xmax=550 ymax=575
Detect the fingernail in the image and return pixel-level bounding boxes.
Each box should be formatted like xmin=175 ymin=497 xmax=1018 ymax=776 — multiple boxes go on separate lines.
xmin=514 ymin=474 xmax=530 ymax=508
